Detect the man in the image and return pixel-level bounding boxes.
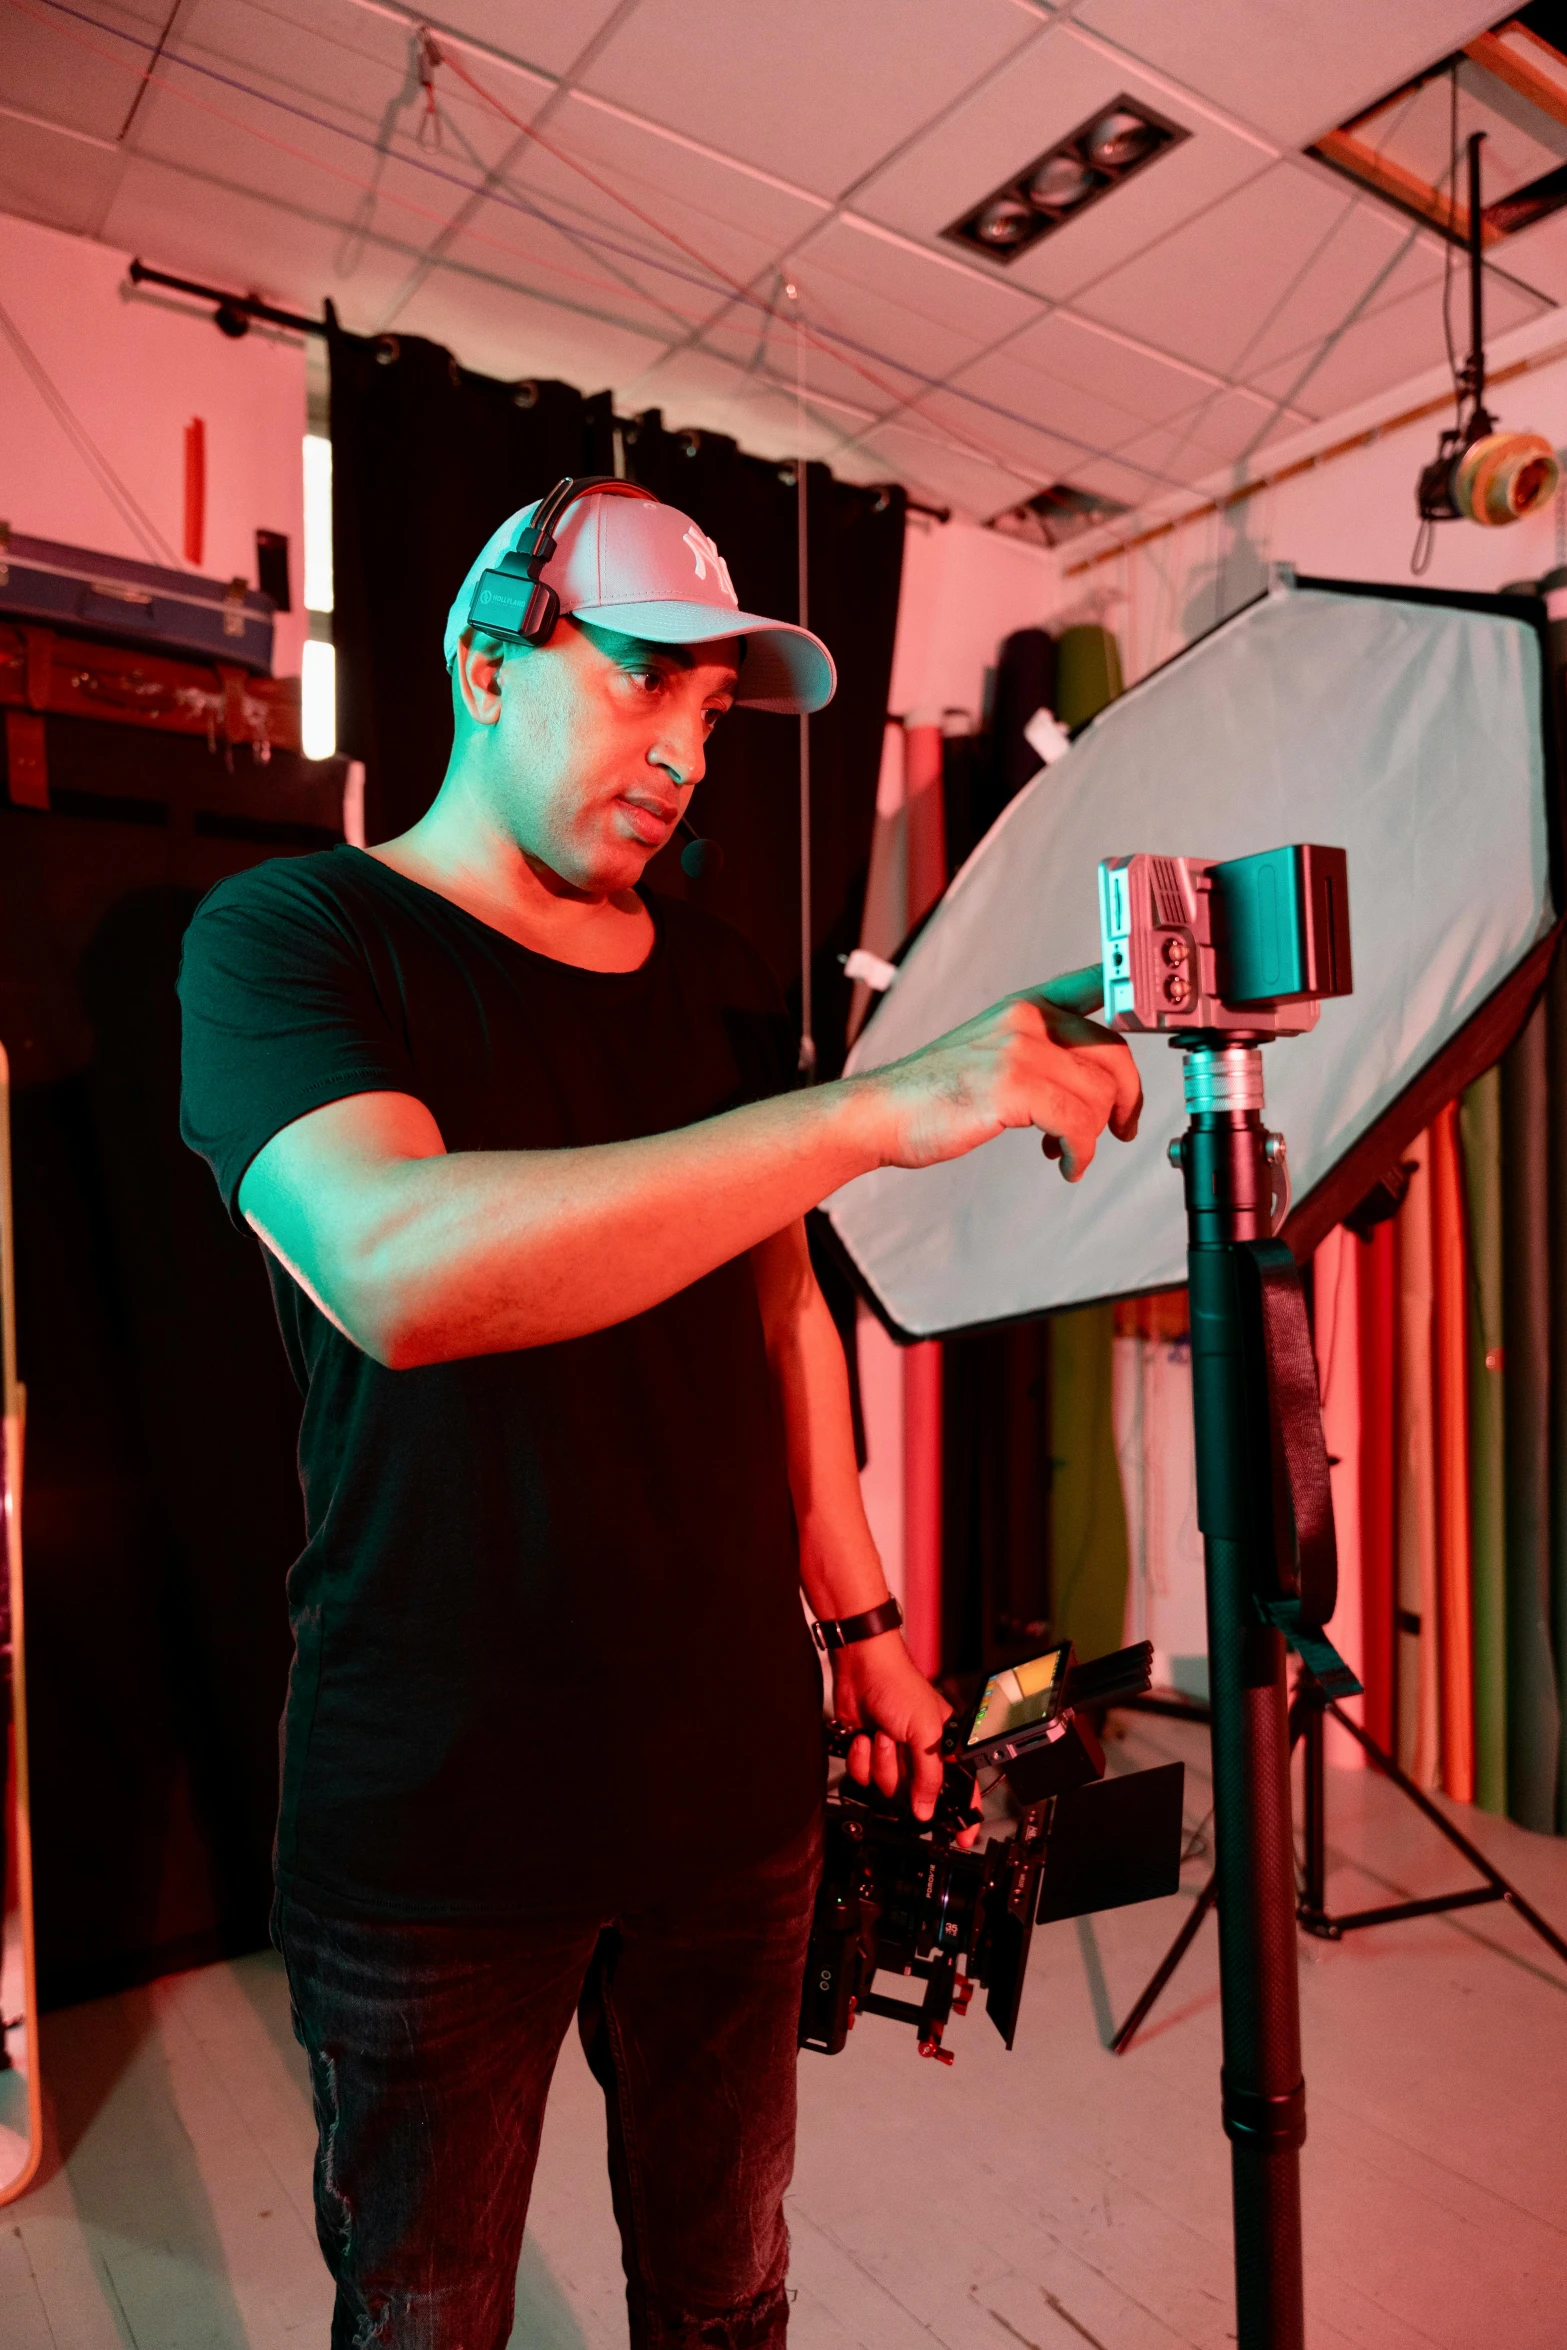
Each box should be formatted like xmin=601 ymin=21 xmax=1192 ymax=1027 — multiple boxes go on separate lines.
xmin=178 ymin=480 xmax=1140 ymax=2350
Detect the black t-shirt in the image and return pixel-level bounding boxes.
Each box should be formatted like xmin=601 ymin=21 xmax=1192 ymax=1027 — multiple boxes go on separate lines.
xmin=177 ymin=847 xmax=823 ymax=1919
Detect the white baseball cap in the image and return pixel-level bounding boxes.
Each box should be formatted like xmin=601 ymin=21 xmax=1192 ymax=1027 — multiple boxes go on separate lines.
xmin=444 ymin=488 xmax=837 ymax=715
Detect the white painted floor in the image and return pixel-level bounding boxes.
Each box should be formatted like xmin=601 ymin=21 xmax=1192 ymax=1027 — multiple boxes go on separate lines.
xmin=3 ymin=1713 xmax=1566 ymax=2350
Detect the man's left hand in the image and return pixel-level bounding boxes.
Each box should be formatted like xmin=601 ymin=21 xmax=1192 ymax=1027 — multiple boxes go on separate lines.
xmin=831 ymin=1634 xmax=978 ymax=1843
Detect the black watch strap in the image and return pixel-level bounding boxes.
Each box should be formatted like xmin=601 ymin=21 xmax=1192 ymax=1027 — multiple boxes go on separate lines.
xmin=812 ymin=1597 xmax=904 ymax=1652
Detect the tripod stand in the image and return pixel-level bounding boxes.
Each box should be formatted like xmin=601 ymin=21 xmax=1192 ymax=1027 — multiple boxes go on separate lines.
xmin=1168 ymin=1034 xmax=1316 ymax=2350
xmin=1113 ymin=1670 xmax=1567 ymax=2049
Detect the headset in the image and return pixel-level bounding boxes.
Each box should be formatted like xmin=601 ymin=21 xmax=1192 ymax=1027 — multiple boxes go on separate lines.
xmin=466 ymin=475 xmax=658 ymax=648
xmin=466 ymin=474 xmax=725 ymax=882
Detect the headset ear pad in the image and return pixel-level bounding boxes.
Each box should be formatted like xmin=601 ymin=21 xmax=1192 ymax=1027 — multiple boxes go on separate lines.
xmin=520 ymin=579 xmax=560 ymax=646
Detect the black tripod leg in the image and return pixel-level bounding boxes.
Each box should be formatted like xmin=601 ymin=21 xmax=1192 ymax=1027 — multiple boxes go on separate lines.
xmin=1323 ymin=1698 xmax=1567 ymax=1967
xmin=1110 ymin=1869 xmax=1218 ymax=2053
xmin=1208 ymin=1570 xmax=1305 ymax=2350
xmin=1295 ymin=1681 xmax=1333 ymax=1933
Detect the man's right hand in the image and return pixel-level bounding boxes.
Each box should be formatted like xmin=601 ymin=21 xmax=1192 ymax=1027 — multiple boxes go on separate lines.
xmin=239 ymin=969 xmax=1141 ymax=1367
xmin=856 ymin=967 xmax=1142 ymax=1182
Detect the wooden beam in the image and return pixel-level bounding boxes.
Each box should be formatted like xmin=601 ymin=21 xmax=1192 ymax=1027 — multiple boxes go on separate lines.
xmin=1465 ymin=27 xmax=1567 ymax=136
xmin=1311 ymin=127 xmax=1501 ymax=247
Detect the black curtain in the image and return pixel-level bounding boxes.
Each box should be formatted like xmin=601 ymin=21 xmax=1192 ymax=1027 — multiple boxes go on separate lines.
xmin=0 ymin=715 xmax=341 ymax=2006
xmin=329 ymin=332 xmax=904 ymax=1084
xmin=328 ymin=315 xmax=613 ymax=845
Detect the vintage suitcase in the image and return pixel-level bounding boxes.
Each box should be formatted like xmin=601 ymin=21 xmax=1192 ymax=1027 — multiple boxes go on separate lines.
xmin=1 ymin=622 xmax=302 ymax=811
xmin=0 ymin=527 xmax=276 ymax=675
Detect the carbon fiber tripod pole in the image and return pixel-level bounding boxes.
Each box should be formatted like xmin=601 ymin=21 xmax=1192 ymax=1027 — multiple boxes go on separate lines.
xmin=1174 ymin=1039 xmax=1305 ymax=2350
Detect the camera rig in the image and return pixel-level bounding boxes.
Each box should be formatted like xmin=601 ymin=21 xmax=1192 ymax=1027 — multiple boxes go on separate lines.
xmin=800 ymin=1640 xmax=1185 ymax=2064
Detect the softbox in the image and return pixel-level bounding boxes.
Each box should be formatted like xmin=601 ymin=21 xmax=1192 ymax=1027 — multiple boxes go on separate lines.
xmin=826 ymin=573 xmax=1559 ymax=1337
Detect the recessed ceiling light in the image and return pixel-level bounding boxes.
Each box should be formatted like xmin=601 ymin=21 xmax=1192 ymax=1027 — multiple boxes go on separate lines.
xmin=944 ymin=95 xmax=1187 ymax=266
xmin=1028 ymin=152 xmax=1097 ymax=211
xmin=976 ymin=195 xmax=1037 ymax=247
xmin=1085 ymin=109 xmax=1161 ymax=171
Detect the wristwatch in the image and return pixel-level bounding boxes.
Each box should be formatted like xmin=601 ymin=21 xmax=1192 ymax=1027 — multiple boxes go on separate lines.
xmin=811 ymin=1596 xmax=904 ymax=1652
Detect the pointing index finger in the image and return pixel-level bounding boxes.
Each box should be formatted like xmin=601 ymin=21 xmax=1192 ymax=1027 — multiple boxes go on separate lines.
xmin=1030 ymin=964 xmax=1104 ymax=1017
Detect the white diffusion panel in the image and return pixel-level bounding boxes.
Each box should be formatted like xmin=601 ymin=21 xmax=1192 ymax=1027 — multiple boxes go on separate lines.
xmin=826 ymin=579 xmax=1551 ymax=1335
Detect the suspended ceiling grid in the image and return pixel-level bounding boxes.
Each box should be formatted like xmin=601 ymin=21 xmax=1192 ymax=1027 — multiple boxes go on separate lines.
xmin=4 ymin=0 xmax=1567 ymax=526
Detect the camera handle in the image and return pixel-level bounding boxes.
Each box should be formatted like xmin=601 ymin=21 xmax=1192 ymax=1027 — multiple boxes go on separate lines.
xmin=1168 ymin=1038 xmax=1313 ymax=2350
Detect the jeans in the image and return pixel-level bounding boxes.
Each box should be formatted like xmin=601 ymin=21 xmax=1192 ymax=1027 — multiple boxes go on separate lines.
xmin=274 ymin=1816 xmax=822 ymax=2350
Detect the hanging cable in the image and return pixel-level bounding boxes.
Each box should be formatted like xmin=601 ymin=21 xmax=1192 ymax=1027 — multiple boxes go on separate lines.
xmin=0 ymin=288 xmax=184 ymax=566
xmin=1440 ymin=59 xmax=1463 ymax=427
xmin=790 ymin=279 xmax=816 ymax=1083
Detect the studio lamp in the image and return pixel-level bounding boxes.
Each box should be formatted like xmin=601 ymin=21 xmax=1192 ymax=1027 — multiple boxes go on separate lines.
xmin=1416 ymin=131 xmax=1559 ymax=553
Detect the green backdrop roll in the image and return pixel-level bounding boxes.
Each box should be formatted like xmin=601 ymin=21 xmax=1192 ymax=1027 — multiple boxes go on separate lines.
xmin=1461 ymin=1069 xmax=1508 ymax=1817
xmin=1500 ymin=1002 xmax=1561 ymax=1832
xmin=1048 ymin=1305 xmax=1129 ymax=1665
xmin=1053 ymin=626 xmax=1125 ymax=732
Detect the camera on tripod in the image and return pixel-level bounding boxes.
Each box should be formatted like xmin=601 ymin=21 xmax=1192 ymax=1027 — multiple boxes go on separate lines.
xmin=799 ymin=1641 xmax=1185 ymax=2065
xmin=1098 ymin=843 xmax=1351 ymax=1038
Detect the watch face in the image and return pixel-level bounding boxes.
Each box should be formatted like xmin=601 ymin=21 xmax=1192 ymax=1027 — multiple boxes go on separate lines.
xmin=966 ymin=1646 xmax=1067 ymax=1747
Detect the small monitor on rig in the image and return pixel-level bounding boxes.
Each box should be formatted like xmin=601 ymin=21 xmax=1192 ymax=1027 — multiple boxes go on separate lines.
xmin=965 ymin=1645 xmax=1068 ymax=1747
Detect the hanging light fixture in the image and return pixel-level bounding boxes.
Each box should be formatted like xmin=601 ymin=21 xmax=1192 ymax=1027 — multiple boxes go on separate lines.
xmin=1414 ymin=130 xmax=1560 ymax=569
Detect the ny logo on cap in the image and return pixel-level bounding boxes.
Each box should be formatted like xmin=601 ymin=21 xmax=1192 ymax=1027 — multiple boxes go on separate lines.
xmin=682 ymin=525 xmax=737 ymax=605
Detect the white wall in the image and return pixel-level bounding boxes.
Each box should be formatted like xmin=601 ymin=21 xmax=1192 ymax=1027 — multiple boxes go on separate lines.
xmin=888 ymin=511 xmax=1060 ymax=727
xmin=0 ymin=211 xmax=308 ymax=676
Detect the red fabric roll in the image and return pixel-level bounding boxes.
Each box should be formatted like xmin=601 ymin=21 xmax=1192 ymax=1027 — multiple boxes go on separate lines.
xmin=1358 ymin=1217 xmax=1397 ymax=1754
xmin=1431 ymin=1102 xmax=1476 ymax=1802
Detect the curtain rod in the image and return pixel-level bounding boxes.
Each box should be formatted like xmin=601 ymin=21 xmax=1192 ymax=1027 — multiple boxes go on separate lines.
xmin=125 ymin=259 xmax=949 ymax=521
xmin=127 ymin=260 xmax=325 ymax=339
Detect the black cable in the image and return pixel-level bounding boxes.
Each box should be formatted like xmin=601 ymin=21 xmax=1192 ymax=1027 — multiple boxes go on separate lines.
xmin=1441 ymin=59 xmax=1464 ymax=427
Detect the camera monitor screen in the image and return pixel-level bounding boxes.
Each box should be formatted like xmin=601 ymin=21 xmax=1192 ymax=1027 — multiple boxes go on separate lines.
xmin=967 ymin=1645 xmax=1067 ymax=1747
xmin=824 ymin=574 xmax=1553 ymax=1335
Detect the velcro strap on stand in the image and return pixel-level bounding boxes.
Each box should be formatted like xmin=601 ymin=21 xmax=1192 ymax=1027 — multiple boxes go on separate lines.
xmin=1242 ymin=1240 xmax=1363 ymax=1698
xmin=1221 ymin=2069 xmax=1307 ymax=2152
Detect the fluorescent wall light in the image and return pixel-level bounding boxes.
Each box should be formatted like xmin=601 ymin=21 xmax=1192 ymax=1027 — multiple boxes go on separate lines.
xmin=301 ymin=637 xmax=337 ymax=760
xmin=302 ymin=434 xmax=334 ymax=613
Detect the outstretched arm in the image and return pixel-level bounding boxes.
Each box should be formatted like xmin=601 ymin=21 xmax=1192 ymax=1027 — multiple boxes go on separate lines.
xmin=237 ymin=970 xmax=1139 ymax=1369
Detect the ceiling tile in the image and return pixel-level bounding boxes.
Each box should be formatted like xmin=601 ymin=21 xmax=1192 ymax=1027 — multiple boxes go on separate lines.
xmin=172 ymin=0 xmax=553 ymax=175
xmin=576 ymin=0 xmax=1038 ymax=202
xmin=0 ymin=114 xmax=126 ymax=240
xmin=1244 ymin=267 xmax=1547 ymax=422
xmin=1071 ymin=0 xmax=1507 ymax=148
xmin=800 ymin=214 xmax=1043 ymax=364
xmin=988 ymin=308 xmax=1226 ymax=427
xmin=919 ymin=349 xmax=1160 ymax=476
xmin=429 ymin=0 xmax=634 ymax=80
xmin=1129 ymin=385 xmax=1302 ymax=471
xmin=1071 ymin=162 xmax=1443 ymax=383
xmin=852 ymin=21 xmax=1273 ymax=304
xmin=2 ymin=1 xmax=162 ymax=143
xmin=854 ymin=417 xmax=1043 ymax=521
xmin=507 ymin=90 xmax=827 ymax=333
xmin=379 ymin=182 xmax=707 ymax=346
xmin=701 ymin=213 xmax=1048 ymax=423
